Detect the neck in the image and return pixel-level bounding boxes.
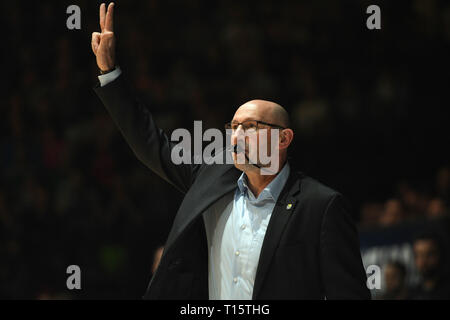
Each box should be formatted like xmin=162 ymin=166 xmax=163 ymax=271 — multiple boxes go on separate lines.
xmin=245 ymin=160 xmax=286 ymax=198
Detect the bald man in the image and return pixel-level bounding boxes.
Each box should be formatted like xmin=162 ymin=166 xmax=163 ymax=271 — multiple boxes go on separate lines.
xmin=92 ymin=3 xmax=370 ymax=299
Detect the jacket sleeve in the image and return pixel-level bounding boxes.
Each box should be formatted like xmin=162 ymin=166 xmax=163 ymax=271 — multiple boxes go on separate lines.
xmin=94 ymin=74 xmax=201 ymax=194
xmin=320 ymin=194 xmax=371 ymax=299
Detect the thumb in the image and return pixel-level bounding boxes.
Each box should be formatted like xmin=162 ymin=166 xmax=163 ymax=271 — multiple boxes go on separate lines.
xmin=91 ymin=32 xmax=101 ymax=54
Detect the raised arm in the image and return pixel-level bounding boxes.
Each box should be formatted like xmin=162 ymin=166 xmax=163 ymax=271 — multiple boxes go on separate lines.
xmin=91 ymin=3 xmax=201 ymax=193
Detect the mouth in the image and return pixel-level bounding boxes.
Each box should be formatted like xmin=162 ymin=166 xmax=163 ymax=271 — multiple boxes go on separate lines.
xmin=232 ymin=146 xmax=251 ymax=160
xmin=232 ymin=144 xmax=254 ymax=164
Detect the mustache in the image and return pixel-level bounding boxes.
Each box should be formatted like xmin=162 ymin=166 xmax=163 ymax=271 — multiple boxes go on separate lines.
xmin=227 ymin=143 xmax=261 ymax=169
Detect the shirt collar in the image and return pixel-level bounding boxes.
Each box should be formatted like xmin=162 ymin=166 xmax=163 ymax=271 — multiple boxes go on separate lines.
xmin=237 ymin=162 xmax=291 ymax=202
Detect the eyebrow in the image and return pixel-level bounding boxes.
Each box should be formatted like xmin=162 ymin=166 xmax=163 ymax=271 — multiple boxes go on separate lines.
xmin=230 ymin=119 xmax=286 ymax=128
xmin=231 ymin=119 xmax=259 ymax=123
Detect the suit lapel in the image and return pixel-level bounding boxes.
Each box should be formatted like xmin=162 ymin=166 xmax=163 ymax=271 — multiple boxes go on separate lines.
xmin=164 ymin=164 xmax=241 ymax=250
xmin=252 ymin=171 xmax=301 ymax=299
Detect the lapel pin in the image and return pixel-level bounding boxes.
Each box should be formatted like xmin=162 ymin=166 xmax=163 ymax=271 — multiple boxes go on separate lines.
xmin=286 ymin=203 xmax=293 ymax=210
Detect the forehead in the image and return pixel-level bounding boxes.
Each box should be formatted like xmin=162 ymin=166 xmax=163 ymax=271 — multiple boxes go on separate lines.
xmin=232 ymin=103 xmax=271 ymax=122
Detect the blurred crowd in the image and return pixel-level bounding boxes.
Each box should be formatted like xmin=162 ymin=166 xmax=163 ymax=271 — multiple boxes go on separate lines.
xmin=379 ymin=231 xmax=450 ymax=299
xmin=1 ymin=0 xmax=449 ymax=299
xmin=359 ymin=166 xmax=449 ymax=228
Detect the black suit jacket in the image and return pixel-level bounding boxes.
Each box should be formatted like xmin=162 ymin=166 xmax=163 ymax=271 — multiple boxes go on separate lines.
xmin=94 ymin=75 xmax=371 ymax=300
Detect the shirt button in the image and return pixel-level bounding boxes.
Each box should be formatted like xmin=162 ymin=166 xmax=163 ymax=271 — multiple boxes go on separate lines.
xmin=241 ymin=224 xmax=246 ymax=230
xmin=235 ymin=250 xmax=240 ymax=256
xmin=233 ymin=277 xmax=238 ymax=283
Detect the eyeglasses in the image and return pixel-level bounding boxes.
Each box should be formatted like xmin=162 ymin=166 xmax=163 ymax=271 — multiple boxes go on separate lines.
xmin=224 ymin=120 xmax=286 ymax=132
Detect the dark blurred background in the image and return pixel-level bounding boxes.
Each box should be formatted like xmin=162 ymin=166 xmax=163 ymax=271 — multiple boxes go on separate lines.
xmin=0 ymin=0 xmax=449 ymax=299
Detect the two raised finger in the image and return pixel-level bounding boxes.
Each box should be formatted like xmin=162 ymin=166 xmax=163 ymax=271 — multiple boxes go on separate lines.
xmin=99 ymin=3 xmax=114 ymax=32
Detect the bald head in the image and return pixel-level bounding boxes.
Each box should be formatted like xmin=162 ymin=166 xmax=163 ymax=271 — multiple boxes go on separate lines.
xmin=230 ymin=99 xmax=294 ymax=175
xmin=234 ymin=99 xmax=290 ymax=128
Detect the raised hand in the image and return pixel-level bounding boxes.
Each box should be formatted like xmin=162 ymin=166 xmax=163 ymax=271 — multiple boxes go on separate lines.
xmin=91 ymin=3 xmax=116 ymax=72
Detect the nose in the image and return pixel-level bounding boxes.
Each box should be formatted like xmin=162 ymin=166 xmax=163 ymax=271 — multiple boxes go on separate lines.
xmin=231 ymin=125 xmax=244 ymax=145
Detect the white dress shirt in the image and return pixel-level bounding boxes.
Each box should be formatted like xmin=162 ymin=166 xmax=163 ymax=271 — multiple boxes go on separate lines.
xmin=203 ymin=163 xmax=290 ymax=299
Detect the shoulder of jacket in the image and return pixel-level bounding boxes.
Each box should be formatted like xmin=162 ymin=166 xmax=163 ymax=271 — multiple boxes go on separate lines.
xmin=297 ymin=174 xmax=342 ymax=204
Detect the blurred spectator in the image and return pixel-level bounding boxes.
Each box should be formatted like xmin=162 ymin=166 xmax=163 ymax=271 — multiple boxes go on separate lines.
xmin=426 ymin=198 xmax=448 ymax=219
xmin=379 ymin=198 xmax=405 ymax=227
xmin=359 ymin=202 xmax=384 ymax=227
xmin=379 ymin=261 xmax=408 ymax=300
xmin=409 ymin=232 xmax=450 ymax=299
xmin=396 ymin=182 xmax=431 ymax=219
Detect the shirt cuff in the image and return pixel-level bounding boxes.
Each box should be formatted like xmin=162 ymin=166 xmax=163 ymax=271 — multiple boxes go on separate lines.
xmin=98 ymin=67 xmax=122 ymax=87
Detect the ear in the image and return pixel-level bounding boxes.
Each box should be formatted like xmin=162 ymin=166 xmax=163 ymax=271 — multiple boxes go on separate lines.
xmin=279 ymin=128 xmax=294 ymax=150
